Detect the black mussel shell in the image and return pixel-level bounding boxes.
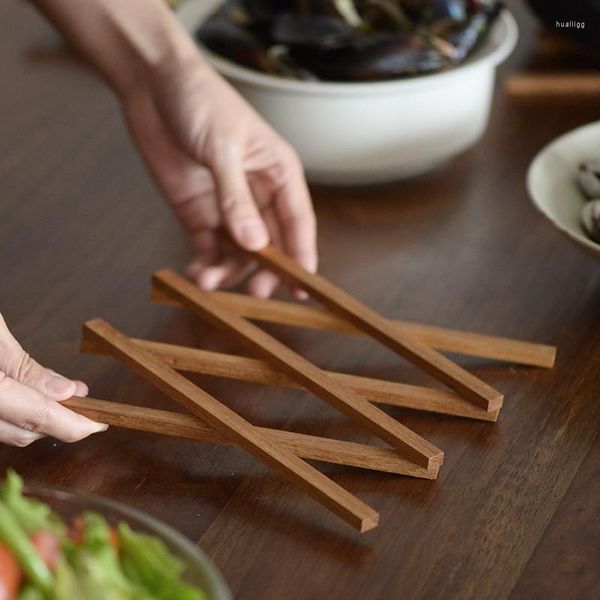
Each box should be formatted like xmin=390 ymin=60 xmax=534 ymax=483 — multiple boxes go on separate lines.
xmin=197 ymin=18 xmax=270 ymax=71
xmin=271 ymin=13 xmax=356 ymax=48
xmin=441 ymin=1 xmax=503 ymax=62
xmin=289 ymin=33 xmax=447 ymax=81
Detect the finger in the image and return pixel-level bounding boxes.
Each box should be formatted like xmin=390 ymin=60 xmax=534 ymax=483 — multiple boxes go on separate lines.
xmin=189 ymin=257 xmax=243 ymax=290
xmin=247 ymin=270 xmax=280 ymax=299
xmin=0 ymin=314 xmax=80 ymax=401
xmin=246 ymin=207 xmax=282 ymax=298
xmin=0 ymin=419 xmax=44 ymax=448
xmin=209 ymin=150 xmax=269 ymax=251
xmin=73 ymin=381 xmax=89 ymax=398
xmin=274 ymin=151 xmax=318 ymax=274
xmin=0 ymin=372 xmax=107 ymax=443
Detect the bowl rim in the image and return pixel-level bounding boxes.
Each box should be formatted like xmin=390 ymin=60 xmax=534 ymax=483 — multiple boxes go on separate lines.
xmin=526 ymin=119 xmax=600 ymax=258
xmin=198 ymin=10 xmax=518 ymax=96
xmin=23 ymin=483 xmax=232 ymax=600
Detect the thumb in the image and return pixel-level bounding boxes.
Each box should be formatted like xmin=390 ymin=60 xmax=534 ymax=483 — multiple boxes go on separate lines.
xmin=210 ymin=153 xmax=269 ymax=251
xmin=0 ymin=313 xmax=78 ymax=401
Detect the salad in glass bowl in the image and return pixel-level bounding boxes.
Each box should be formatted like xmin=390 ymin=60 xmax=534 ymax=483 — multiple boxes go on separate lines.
xmin=0 ymin=472 xmax=230 ymax=600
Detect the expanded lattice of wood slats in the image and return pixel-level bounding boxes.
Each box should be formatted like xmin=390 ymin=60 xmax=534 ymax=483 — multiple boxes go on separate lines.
xmin=68 ymin=247 xmax=556 ymax=532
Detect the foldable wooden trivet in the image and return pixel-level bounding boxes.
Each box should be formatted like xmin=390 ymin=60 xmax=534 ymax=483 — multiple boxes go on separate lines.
xmin=72 ymin=247 xmax=556 ymax=532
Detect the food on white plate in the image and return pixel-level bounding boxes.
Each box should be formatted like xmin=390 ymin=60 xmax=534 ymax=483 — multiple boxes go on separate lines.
xmin=576 ymin=160 xmax=600 ymax=244
xmin=577 ymin=160 xmax=600 ymax=198
xmin=581 ymin=199 xmax=600 ymax=243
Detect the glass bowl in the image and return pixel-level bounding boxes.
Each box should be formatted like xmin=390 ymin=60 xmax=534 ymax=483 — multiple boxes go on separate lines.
xmin=23 ymin=484 xmax=231 ymax=600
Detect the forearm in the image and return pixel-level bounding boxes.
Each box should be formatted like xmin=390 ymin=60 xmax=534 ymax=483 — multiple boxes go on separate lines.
xmin=31 ymin=0 xmax=205 ymax=98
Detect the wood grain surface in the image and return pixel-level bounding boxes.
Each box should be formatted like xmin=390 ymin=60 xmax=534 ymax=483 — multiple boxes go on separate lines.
xmin=82 ymin=318 xmax=380 ymax=532
xmin=254 ymin=246 xmax=504 ymax=411
xmin=63 ymin=397 xmax=437 ymax=479
xmin=152 ymin=289 xmax=557 ymax=368
xmin=152 ymin=268 xmax=444 ymax=469
xmin=82 ymin=337 xmax=501 ymax=421
xmin=1 ymin=0 xmax=599 ymax=598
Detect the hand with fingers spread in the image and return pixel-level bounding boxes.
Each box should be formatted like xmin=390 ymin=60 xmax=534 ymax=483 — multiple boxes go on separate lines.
xmin=33 ymin=0 xmax=318 ymax=298
xmin=0 ymin=314 xmax=107 ymax=447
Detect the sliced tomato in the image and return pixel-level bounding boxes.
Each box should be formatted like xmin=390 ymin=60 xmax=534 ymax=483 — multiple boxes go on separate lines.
xmin=108 ymin=527 xmax=119 ymax=551
xmin=68 ymin=516 xmax=85 ymax=545
xmin=30 ymin=531 xmax=61 ymax=571
xmin=68 ymin=517 xmax=119 ymax=550
xmin=0 ymin=544 xmax=21 ymax=600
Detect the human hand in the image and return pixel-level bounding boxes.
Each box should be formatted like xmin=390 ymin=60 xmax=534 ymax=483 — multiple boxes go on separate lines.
xmin=123 ymin=59 xmax=317 ymax=298
xmin=0 ymin=314 xmax=107 ymax=447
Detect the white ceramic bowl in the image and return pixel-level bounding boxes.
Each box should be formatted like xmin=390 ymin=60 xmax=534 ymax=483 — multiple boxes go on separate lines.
xmin=527 ymin=120 xmax=600 ymax=259
xmin=177 ymin=2 xmax=518 ymax=184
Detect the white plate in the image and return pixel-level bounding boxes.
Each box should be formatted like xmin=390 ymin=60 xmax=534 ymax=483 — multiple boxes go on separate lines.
xmin=527 ymin=120 xmax=600 ymax=259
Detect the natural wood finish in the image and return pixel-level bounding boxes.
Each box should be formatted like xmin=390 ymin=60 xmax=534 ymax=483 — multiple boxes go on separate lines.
xmin=63 ymin=397 xmax=438 ymax=479
xmin=3 ymin=0 xmax=598 ymax=595
xmin=254 ymin=246 xmax=503 ymax=411
xmin=152 ymin=269 xmax=444 ymax=469
xmin=82 ymin=318 xmax=380 ymax=532
xmin=506 ymin=72 xmax=600 ymax=97
xmin=82 ymin=338 xmax=499 ymax=421
xmin=152 ymin=288 xmax=556 ymax=368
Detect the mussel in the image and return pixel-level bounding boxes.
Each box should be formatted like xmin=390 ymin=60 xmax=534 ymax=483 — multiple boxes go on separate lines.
xmin=197 ymin=18 xmax=271 ymax=72
xmin=196 ymin=0 xmax=504 ymax=82
xmin=578 ymin=160 xmax=600 ymax=198
xmin=581 ymin=200 xmax=600 ymax=243
xmin=287 ymin=32 xmax=447 ymax=80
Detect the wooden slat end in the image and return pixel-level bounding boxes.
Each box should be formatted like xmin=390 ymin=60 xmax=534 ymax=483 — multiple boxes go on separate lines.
xmin=360 ymin=514 xmax=380 ymax=533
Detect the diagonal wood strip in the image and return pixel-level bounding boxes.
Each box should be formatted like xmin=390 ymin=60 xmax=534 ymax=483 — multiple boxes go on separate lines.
xmin=152 ymin=270 xmax=444 ymax=470
xmin=253 ymin=246 xmax=503 ymax=412
xmin=81 ymin=338 xmax=498 ymax=422
xmin=82 ymin=319 xmax=380 ymax=532
xmin=152 ymin=289 xmax=556 ymax=369
xmin=63 ymin=397 xmax=438 ymax=479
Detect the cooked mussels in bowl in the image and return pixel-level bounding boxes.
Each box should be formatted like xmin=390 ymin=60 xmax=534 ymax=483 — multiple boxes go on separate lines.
xmin=197 ymin=0 xmax=505 ymax=82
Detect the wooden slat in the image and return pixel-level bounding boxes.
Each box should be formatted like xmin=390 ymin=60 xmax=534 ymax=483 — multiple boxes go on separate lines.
xmin=506 ymin=73 xmax=600 ymax=97
xmin=63 ymin=397 xmax=438 ymax=479
xmin=152 ymin=270 xmax=444 ymax=469
xmin=152 ymin=288 xmax=556 ymax=368
xmin=253 ymin=247 xmax=503 ymax=411
xmin=82 ymin=338 xmax=498 ymax=422
xmin=82 ymin=319 xmax=379 ymax=532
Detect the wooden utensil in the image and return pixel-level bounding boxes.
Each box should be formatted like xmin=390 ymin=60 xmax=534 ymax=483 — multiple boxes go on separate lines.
xmin=152 ymin=270 xmax=444 ymax=469
xmin=82 ymin=318 xmax=380 ymax=532
xmin=63 ymin=397 xmax=438 ymax=479
xmin=151 ymin=289 xmax=556 ymax=368
xmin=253 ymin=246 xmax=502 ymax=411
xmin=82 ymin=338 xmax=499 ymax=421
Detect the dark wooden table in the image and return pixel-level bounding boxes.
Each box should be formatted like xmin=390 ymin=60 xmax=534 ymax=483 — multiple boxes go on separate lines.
xmin=1 ymin=2 xmax=599 ymax=598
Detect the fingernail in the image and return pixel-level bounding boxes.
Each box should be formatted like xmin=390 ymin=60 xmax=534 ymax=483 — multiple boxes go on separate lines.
xmin=44 ymin=374 xmax=75 ymax=395
xmin=294 ymin=289 xmax=309 ymax=301
xmin=199 ymin=270 xmax=222 ymax=290
xmin=92 ymin=422 xmax=109 ymax=433
xmin=233 ymin=218 xmax=268 ymax=250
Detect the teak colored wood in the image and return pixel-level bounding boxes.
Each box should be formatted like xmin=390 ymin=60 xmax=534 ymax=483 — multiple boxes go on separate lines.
xmin=81 ymin=338 xmax=499 ymax=421
xmin=152 ymin=269 xmax=444 ymax=469
xmin=506 ymin=72 xmax=600 ymax=97
xmin=152 ymin=289 xmax=556 ymax=368
xmin=4 ymin=1 xmax=598 ymax=597
xmin=253 ymin=246 xmax=503 ymax=411
xmin=63 ymin=397 xmax=437 ymax=479
xmin=82 ymin=319 xmax=380 ymax=532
